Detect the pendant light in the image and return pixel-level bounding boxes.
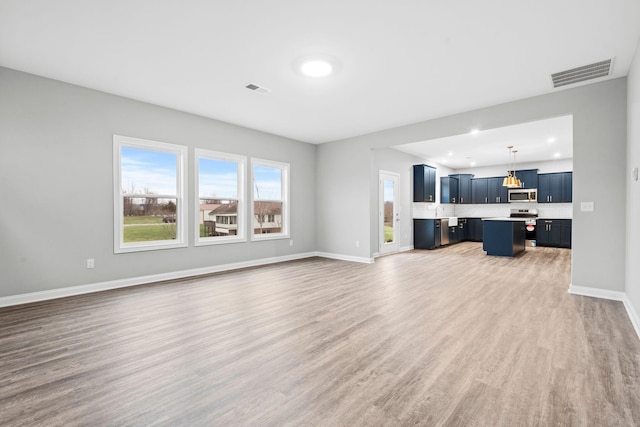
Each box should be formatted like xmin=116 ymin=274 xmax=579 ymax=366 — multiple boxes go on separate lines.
xmin=502 ymin=146 xmax=523 ymax=188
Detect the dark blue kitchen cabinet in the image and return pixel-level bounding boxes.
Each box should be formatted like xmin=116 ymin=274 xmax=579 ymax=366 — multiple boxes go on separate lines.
xmin=473 ymin=176 xmax=509 ymax=204
xmin=413 ymin=219 xmax=441 ymax=249
xmin=449 ymin=225 xmax=459 ymax=244
xmin=539 ymin=172 xmax=572 ymax=203
xmin=413 ymin=164 xmax=436 ymax=203
xmin=458 ymin=219 xmax=469 ymax=241
xmin=515 ymin=169 xmax=538 ymax=189
xmin=450 ymin=174 xmax=474 ymax=204
xmin=562 ymin=173 xmax=572 ymax=202
xmin=537 ymin=219 xmax=571 ymax=247
xmin=488 ymin=177 xmax=509 ymax=203
xmin=442 ymin=174 xmax=473 ymax=204
xmin=440 ymin=176 xmax=459 ymax=204
xmin=467 ymin=218 xmax=483 ymax=241
xmin=561 ymin=219 xmax=572 ymax=248
xmin=472 ymin=178 xmax=488 ymax=204
xmin=483 ymin=220 xmax=526 ymax=257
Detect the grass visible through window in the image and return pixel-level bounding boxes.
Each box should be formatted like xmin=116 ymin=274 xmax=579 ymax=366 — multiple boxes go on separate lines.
xmin=123 ymin=215 xmax=176 ymax=242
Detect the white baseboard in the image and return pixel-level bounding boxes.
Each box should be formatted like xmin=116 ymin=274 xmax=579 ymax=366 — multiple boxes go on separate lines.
xmin=0 ymin=252 xmax=317 ymax=308
xmin=373 ymin=245 xmax=413 ymax=259
xmin=569 ymin=284 xmax=640 ymax=340
xmin=315 ymin=251 xmax=374 ymax=264
xmin=568 ymin=284 xmax=626 ymax=301
xmin=622 ymin=295 xmax=640 ymax=341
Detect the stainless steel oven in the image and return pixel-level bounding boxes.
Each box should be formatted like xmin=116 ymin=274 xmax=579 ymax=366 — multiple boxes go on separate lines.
xmin=510 ymin=209 xmax=538 ymax=243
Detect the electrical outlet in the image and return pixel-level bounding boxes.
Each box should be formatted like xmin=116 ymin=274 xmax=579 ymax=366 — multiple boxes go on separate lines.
xmin=86 ymin=258 xmax=95 ymax=269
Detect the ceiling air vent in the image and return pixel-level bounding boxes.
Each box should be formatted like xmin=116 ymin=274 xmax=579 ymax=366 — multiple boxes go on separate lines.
xmin=245 ymin=83 xmax=271 ymax=94
xmin=551 ymin=59 xmax=613 ymax=88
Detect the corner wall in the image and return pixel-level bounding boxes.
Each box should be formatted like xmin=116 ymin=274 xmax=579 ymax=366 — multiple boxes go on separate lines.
xmin=626 ymin=40 xmax=640 ymax=331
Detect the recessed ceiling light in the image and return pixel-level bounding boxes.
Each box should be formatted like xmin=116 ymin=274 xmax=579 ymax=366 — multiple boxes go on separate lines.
xmin=470 ymin=129 xmax=480 ymax=135
xmin=448 ymin=152 xmax=453 ymax=156
xmin=300 ymin=60 xmax=333 ymax=77
xmin=547 ymin=137 xmax=556 ymax=143
xmin=553 ymin=152 xmax=561 ymax=158
xmin=470 ymin=161 xmax=476 ymax=166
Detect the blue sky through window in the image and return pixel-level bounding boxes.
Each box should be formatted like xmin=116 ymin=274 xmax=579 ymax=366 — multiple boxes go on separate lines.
xmin=199 ymin=158 xmax=238 ymax=199
xmin=121 ymin=147 xmax=177 ymax=195
xmin=384 ymin=180 xmax=394 ymax=202
xmin=254 ymin=166 xmax=282 ymax=200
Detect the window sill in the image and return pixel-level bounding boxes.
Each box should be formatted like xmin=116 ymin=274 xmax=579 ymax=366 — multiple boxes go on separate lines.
xmin=195 ymin=236 xmax=247 ymax=246
xmin=115 ymin=241 xmax=188 ymax=254
xmin=251 ymin=233 xmax=290 ymax=242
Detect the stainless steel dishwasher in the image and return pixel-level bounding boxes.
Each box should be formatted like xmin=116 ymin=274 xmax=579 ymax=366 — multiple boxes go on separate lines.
xmin=440 ymin=218 xmax=449 ymax=245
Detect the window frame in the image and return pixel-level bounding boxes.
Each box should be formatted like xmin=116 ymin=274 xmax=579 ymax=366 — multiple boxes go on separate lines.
xmin=194 ymin=148 xmax=247 ymax=246
xmin=251 ymin=158 xmax=290 ymax=241
xmin=113 ymin=135 xmax=188 ymax=254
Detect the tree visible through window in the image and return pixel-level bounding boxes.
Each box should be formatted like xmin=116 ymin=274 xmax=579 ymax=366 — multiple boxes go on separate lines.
xmin=114 ymin=135 xmax=187 ymax=253
xmin=252 ymin=159 xmax=289 ymax=239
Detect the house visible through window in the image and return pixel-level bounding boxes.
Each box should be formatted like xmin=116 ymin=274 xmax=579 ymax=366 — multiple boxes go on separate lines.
xmin=252 ymin=159 xmax=289 ymax=240
xmin=113 ymin=135 xmax=187 ymax=253
xmin=195 ymin=149 xmax=246 ymax=245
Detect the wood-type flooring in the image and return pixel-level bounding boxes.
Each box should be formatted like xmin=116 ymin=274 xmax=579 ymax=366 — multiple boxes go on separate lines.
xmin=1 ymin=243 xmax=639 ymax=426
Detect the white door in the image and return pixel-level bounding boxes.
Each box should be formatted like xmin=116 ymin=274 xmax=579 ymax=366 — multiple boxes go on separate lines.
xmin=379 ymin=171 xmax=400 ymax=255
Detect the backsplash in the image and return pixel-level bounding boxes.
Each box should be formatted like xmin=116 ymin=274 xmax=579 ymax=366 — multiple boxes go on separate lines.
xmin=413 ymin=202 xmax=572 ymax=219
xmin=412 ymin=203 xmax=455 ymax=219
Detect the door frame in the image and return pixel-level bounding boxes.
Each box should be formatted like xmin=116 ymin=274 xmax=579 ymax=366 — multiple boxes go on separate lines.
xmin=379 ymin=170 xmax=400 ymax=255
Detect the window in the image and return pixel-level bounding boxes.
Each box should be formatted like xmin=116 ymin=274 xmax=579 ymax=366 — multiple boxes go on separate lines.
xmin=195 ymin=149 xmax=246 ymax=245
xmin=252 ymin=158 xmax=289 ymax=240
xmin=113 ymin=135 xmax=187 ymax=253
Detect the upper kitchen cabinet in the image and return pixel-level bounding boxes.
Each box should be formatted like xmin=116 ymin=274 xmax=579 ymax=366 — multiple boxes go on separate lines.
xmin=487 ymin=177 xmax=509 ymax=203
xmin=440 ymin=176 xmax=459 ymax=204
xmin=472 ymin=178 xmax=488 ymax=204
xmin=539 ymin=172 xmax=572 ymax=203
xmin=562 ymin=172 xmax=572 ymax=202
xmin=450 ymin=174 xmax=474 ymax=204
xmin=413 ymin=164 xmax=436 ymax=202
xmin=441 ymin=174 xmax=473 ymax=204
xmin=473 ymin=176 xmax=508 ymax=204
xmin=515 ymin=169 xmax=538 ymax=189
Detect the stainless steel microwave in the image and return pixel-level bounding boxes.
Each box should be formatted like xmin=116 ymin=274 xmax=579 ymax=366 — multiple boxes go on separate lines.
xmin=508 ymin=188 xmax=537 ymax=203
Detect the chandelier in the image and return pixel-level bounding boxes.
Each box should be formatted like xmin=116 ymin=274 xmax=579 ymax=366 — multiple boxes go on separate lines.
xmin=502 ymin=146 xmax=522 ymax=188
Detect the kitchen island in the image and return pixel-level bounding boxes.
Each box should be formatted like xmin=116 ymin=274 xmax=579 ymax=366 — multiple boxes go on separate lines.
xmin=482 ymin=218 xmax=526 ymax=257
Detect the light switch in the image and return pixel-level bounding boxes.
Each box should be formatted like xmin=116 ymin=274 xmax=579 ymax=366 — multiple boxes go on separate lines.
xmin=580 ymin=201 xmax=594 ymax=212
xmin=632 ymin=167 xmax=639 ymax=182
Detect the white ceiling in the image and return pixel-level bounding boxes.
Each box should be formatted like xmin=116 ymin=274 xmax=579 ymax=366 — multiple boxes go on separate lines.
xmin=1 ymin=1 xmax=639 ymax=144
xmin=394 ymin=115 xmax=573 ymax=170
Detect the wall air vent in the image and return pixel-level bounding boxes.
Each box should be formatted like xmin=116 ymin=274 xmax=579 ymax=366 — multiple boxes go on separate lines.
xmin=245 ymin=83 xmax=272 ymax=94
xmin=551 ymin=59 xmax=613 ymax=88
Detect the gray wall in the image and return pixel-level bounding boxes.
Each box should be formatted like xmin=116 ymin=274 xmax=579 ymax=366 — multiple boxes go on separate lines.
xmin=627 ymin=42 xmax=640 ymax=316
xmin=0 ymin=67 xmax=317 ymax=298
xmin=0 ymin=65 xmax=631 ymax=299
xmin=370 ymin=148 xmax=427 ymax=254
xmin=318 ymin=78 xmax=628 ymax=292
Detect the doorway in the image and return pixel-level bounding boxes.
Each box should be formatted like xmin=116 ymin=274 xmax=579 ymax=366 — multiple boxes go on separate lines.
xmin=379 ymin=170 xmax=400 ymax=255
